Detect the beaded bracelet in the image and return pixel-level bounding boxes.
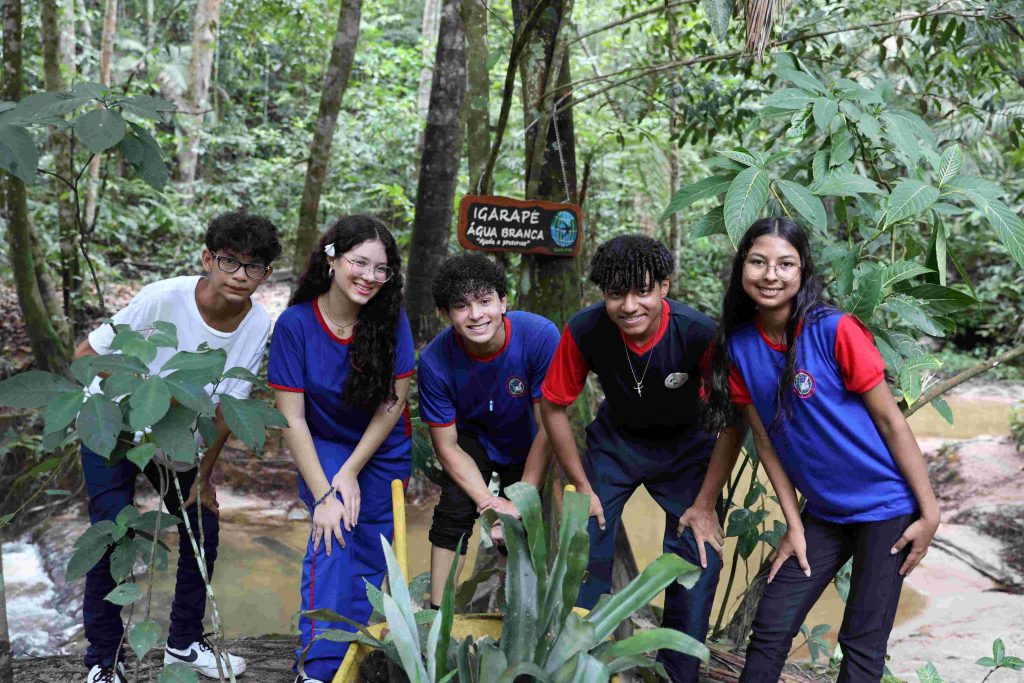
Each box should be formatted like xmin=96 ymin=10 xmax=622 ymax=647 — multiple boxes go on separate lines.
xmin=314 ymin=486 xmax=335 ymax=508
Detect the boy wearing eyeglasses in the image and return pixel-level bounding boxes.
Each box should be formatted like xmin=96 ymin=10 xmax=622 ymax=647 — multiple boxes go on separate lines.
xmin=75 ymin=211 xmax=282 ymax=683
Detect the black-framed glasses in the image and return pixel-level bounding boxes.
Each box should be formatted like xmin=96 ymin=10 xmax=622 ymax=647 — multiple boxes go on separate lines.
xmin=743 ymin=258 xmax=801 ymax=282
xmin=342 ymin=255 xmax=394 ymax=283
xmin=213 ymin=252 xmax=271 ymax=280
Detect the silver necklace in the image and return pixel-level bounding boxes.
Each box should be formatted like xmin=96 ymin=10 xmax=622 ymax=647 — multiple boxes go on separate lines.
xmin=623 ymin=342 xmax=653 ymax=397
xmin=319 ymin=296 xmax=357 ymax=337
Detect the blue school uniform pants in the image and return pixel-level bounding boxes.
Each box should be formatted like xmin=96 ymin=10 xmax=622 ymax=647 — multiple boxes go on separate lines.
xmin=577 ymin=414 xmax=721 ymax=683
xmin=81 ymin=446 xmax=217 ymax=669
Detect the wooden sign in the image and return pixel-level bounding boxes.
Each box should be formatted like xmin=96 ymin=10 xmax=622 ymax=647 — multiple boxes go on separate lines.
xmin=457 ymin=195 xmax=581 ymax=256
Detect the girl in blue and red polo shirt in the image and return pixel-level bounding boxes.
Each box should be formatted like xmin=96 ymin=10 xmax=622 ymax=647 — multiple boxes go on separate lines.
xmin=268 ymin=215 xmax=414 ymax=683
xmin=703 ymin=217 xmax=940 ymax=683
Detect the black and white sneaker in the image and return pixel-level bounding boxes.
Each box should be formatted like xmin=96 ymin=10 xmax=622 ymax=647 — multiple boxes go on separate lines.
xmin=86 ymin=662 xmax=127 ymax=683
xmin=164 ymin=636 xmax=246 ymax=678
xmin=293 ymin=675 xmax=326 ymax=683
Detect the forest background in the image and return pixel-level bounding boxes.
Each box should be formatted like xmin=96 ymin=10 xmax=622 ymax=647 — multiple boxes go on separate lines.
xmin=1 ymin=0 xmax=1024 ymax=681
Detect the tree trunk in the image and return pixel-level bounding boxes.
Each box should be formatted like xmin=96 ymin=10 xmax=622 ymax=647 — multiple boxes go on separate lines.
xmin=176 ymin=0 xmax=222 ymax=186
xmin=462 ymin=0 xmax=490 ymax=194
xmin=290 ymin=0 xmax=363 ymax=274
xmin=2 ymin=0 xmax=70 ymax=375
xmin=83 ymin=0 xmax=116 ymax=229
xmin=414 ymin=0 xmax=441 ymax=161
xmin=41 ymin=0 xmax=82 ymax=335
xmin=665 ymin=0 xmax=682 ymax=281
xmin=405 ymin=0 xmax=467 ymax=344
xmin=0 ymin=543 xmax=10 ymax=683
xmin=59 ymin=0 xmax=76 ymax=73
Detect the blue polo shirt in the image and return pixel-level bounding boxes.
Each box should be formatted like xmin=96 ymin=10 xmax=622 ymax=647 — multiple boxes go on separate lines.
xmin=728 ymin=309 xmax=917 ymax=523
xmin=418 ymin=311 xmax=560 ymax=465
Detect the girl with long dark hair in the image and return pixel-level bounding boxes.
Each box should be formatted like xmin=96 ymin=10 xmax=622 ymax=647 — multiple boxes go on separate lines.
xmin=703 ymin=217 xmax=940 ymax=682
xmin=268 ymin=215 xmax=414 ymax=683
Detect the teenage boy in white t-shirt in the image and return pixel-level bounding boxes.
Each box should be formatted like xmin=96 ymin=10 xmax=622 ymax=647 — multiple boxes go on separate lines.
xmin=76 ymin=212 xmax=281 ymax=683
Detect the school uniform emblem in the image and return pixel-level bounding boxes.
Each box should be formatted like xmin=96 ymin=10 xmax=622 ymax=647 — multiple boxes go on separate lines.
xmin=664 ymin=372 xmax=688 ymax=389
xmin=506 ymin=376 xmax=527 ymax=397
xmin=793 ymin=370 xmax=816 ymax=398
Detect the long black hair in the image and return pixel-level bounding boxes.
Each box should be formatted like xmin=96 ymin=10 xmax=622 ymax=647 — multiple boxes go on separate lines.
xmin=290 ymin=215 xmax=405 ymax=410
xmin=702 ymin=217 xmax=830 ymax=433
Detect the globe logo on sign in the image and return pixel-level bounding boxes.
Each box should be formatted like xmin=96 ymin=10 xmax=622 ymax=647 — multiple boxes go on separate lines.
xmin=549 ymin=210 xmax=578 ymax=248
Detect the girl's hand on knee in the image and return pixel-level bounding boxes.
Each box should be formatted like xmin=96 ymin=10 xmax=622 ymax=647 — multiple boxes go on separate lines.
xmin=676 ymin=504 xmax=725 ymax=569
xmin=891 ymin=517 xmax=938 ymax=575
xmin=769 ymin=528 xmax=810 ymax=583
xmin=332 ymin=467 xmax=361 ymax=531
xmin=312 ymin=495 xmax=347 ymax=556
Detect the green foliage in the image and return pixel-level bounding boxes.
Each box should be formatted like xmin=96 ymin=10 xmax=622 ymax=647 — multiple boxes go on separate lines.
xmin=304 ymin=484 xmax=706 ymax=681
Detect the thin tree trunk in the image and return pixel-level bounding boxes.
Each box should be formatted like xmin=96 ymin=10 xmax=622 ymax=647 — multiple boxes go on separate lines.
xmin=0 ymin=543 xmax=10 ymax=683
xmin=176 ymin=0 xmax=222 ymax=186
xmin=405 ymin=0 xmax=467 ymax=344
xmin=415 ymin=0 xmax=441 ymax=161
xmin=2 ymin=0 xmax=70 ymax=376
xmin=83 ymin=0 xmax=116 ymax=229
xmin=290 ymin=0 xmax=363 ymax=274
xmin=76 ymin=0 xmax=92 ymax=73
xmin=41 ymin=0 xmax=82 ymax=335
xmin=462 ymin=0 xmax=490 ymax=194
xmin=665 ymin=0 xmax=681 ymax=278
xmin=59 ymin=0 xmax=76 ymax=72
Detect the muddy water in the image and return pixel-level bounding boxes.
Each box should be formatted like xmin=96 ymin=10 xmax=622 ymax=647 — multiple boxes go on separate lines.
xmin=47 ymin=396 xmax=1014 ymax=657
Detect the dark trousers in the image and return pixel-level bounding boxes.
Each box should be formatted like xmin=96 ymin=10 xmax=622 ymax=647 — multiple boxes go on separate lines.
xmin=428 ymin=432 xmax=525 ymax=554
xmin=740 ymin=511 xmax=917 ymax=683
xmin=576 ymin=415 xmax=721 ymax=683
xmin=81 ymin=446 xmax=218 ymax=668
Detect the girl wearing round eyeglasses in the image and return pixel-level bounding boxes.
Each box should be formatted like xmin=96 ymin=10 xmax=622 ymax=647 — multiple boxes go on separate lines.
xmin=702 ymin=217 xmax=939 ymax=682
xmin=267 ymin=215 xmax=414 ymax=683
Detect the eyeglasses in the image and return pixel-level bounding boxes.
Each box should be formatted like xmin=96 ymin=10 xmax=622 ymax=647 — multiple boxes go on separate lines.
xmin=342 ymin=255 xmax=394 ymax=283
xmin=743 ymin=258 xmax=801 ymax=282
xmin=212 ymin=252 xmax=271 ymax=280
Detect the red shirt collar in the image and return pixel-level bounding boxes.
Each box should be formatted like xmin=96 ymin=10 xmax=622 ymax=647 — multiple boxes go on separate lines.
xmin=455 ymin=315 xmax=512 ymax=362
xmin=621 ymin=299 xmax=670 ymax=355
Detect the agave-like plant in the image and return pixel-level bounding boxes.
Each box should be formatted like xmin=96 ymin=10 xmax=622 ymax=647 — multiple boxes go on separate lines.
xmin=301 ymin=483 xmax=709 ymax=682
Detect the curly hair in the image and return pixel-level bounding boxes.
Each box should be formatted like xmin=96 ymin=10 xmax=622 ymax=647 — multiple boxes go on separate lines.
xmin=588 ymin=234 xmax=674 ymax=292
xmin=432 ymin=253 xmax=508 ymax=310
xmin=205 ymin=211 xmax=283 ymax=265
xmin=290 ymin=215 xmax=404 ymax=410
xmin=701 ymin=217 xmax=831 ymax=434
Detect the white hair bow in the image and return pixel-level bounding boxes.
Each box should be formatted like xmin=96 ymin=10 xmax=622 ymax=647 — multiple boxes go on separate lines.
xmin=324 ymin=243 xmax=336 ymax=258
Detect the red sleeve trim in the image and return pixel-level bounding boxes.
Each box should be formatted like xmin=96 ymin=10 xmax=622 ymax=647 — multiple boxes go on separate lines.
xmin=728 ymin=364 xmax=753 ymax=405
xmin=541 ymin=325 xmax=590 ymax=407
xmin=269 ymin=382 xmax=304 ymax=393
xmin=835 ymin=315 xmax=886 ymax=393
xmin=395 ymin=370 xmax=415 ymax=379
xmin=424 ymin=419 xmax=456 ymax=428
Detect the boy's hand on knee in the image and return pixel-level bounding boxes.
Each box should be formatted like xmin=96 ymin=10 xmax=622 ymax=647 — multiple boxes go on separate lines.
xmin=585 ymin=491 xmax=606 ymax=531
xmin=477 ymin=496 xmax=519 ymax=519
xmin=891 ymin=517 xmax=938 ymax=576
xmin=769 ymin=528 xmax=810 ymax=583
xmin=184 ymin=476 xmax=220 ymax=517
xmin=677 ymin=505 xmax=725 ymax=568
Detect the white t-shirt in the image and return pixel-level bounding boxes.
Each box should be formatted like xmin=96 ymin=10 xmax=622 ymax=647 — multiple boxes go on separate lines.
xmin=88 ymin=275 xmax=271 ymax=470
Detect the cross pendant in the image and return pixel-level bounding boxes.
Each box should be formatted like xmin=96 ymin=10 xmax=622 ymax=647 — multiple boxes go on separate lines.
xmin=634 ymin=382 xmax=643 ymax=397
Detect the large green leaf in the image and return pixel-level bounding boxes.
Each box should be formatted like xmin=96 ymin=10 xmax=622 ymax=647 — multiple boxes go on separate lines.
xmin=811 ymin=173 xmax=882 ymax=197
xmin=982 ymin=201 xmax=1024 ymax=270
xmin=74 ymin=108 xmax=127 ymax=153
xmin=128 ymin=620 xmax=163 ymax=658
xmin=724 ymin=166 xmax=770 ymax=245
xmin=126 ymin=442 xmax=158 ymax=470
xmin=499 ymin=514 xmax=539 ymax=665
xmin=776 ymin=68 xmax=827 ymax=94
xmin=886 ymin=180 xmax=939 ymax=226
xmin=427 ymin=539 xmax=461 ymax=682
xmin=934 ymin=145 xmax=963 ymax=187
xmin=504 ymin=482 xmax=547 ymax=584
xmin=77 ymin=394 xmax=123 ymax=457
xmin=129 ymin=376 xmax=172 ymax=431
xmin=829 ymin=125 xmax=855 ymax=166
xmin=775 ymin=180 xmax=827 ymax=234
xmin=164 ymin=375 xmax=215 ymax=417
xmin=158 ymin=663 xmax=199 ymax=683
xmin=585 ymin=553 xmax=698 ymax=643
xmin=151 ymin=405 xmax=198 ymax=463
xmin=43 ymin=389 xmax=85 ymax=434
xmin=381 ymin=592 xmax=428 ymax=682
xmin=763 ymin=88 xmax=815 ymax=111
xmin=701 ymin=0 xmax=732 ymax=40
xmin=0 ymin=371 xmax=79 ymax=408
xmin=127 ymin=123 xmax=170 ymax=190
xmin=597 ymin=627 xmax=708 ymax=663
xmin=379 ymin=535 xmax=419 ymax=638
xmin=161 ymin=348 xmax=227 ymax=375
xmin=881 ymin=111 xmax=923 ymax=164
xmin=812 ymin=97 xmax=839 ymax=132
xmin=690 ymin=206 xmax=726 ymax=239
xmin=110 ymin=538 xmax=139 ymax=581
xmin=538 ymin=490 xmax=591 ymax=646
xmin=104 ymin=582 xmax=142 ymax=606
xmin=219 ymin=395 xmax=267 ymax=451
xmin=544 ymin=612 xmax=596 ymax=674
xmin=915 ymin=662 xmax=944 ymax=683
xmin=879 ymin=261 xmax=933 ymax=291
xmin=0 ymin=123 xmax=39 ymax=183
xmin=849 ymin=270 xmax=882 ymax=318
xmin=661 ymin=175 xmax=734 ymax=220
xmin=879 ymin=295 xmax=945 ymax=337
xmin=66 ymin=539 xmax=112 ymax=581
xmin=907 ymin=284 xmax=977 ymax=314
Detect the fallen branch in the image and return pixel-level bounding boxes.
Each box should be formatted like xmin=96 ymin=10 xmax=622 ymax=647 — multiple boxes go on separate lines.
xmin=905 ymin=344 xmax=1024 ymax=418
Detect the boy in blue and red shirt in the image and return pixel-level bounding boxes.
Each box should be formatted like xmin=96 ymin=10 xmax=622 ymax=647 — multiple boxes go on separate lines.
xmin=418 ymin=254 xmax=560 ymax=607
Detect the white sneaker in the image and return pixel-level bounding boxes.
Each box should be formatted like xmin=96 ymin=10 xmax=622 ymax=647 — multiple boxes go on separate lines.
xmin=86 ymin=662 xmax=127 ymax=683
xmin=293 ymin=676 xmax=326 ymax=683
xmin=164 ymin=637 xmax=247 ymax=678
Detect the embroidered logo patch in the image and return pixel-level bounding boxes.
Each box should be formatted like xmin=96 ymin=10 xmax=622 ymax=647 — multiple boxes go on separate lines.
xmin=506 ymin=376 xmax=527 ymax=397
xmin=793 ymin=370 xmax=816 ymax=398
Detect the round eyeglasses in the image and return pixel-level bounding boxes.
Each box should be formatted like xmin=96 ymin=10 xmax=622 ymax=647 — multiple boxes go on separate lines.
xmin=212 ymin=253 xmax=271 ymax=280
xmin=743 ymin=258 xmax=801 ymax=282
xmin=342 ymin=255 xmax=394 ymax=283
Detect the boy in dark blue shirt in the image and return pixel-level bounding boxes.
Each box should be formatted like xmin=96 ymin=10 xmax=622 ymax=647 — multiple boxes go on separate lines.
xmin=418 ymin=254 xmax=560 ymax=606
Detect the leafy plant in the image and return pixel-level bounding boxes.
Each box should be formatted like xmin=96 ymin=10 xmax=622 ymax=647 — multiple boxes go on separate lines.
xmin=301 ymin=483 xmax=709 ymax=682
